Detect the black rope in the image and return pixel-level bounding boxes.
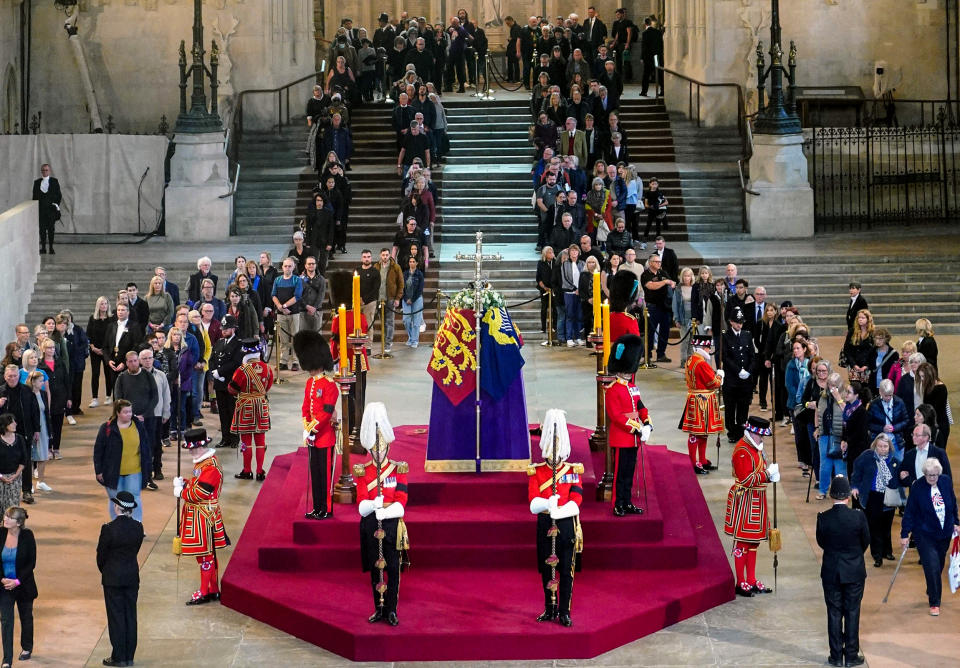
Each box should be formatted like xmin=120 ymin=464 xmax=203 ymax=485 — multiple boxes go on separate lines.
xmin=505 ymin=294 xmax=542 ymax=309
xmin=486 ymin=54 xmax=525 ymax=92
xmin=665 ymin=324 xmax=693 ymax=347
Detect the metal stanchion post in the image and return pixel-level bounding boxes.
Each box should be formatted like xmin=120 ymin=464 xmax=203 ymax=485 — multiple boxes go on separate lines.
xmin=639 ymin=305 xmax=656 ymax=369
xmin=372 ymin=300 xmax=393 ymax=359
xmin=542 ymin=290 xmax=557 ymax=347
xmin=333 ymin=367 xmax=357 ymax=504
xmin=273 ymin=327 xmax=286 ymax=384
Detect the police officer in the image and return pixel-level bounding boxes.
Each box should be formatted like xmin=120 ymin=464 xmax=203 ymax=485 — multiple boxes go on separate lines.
xmin=722 ymin=306 xmax=755 ymax=443
xmin=209 ymin=316 xmax=243 ymax=448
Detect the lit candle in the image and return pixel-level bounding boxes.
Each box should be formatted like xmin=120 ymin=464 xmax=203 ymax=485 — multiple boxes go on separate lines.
xmin=338 ymin=304 xmax=348 ymax=372
xmin=602 ymin=301 xmax=611 ymax=370
xmin=592 ymin=271 xmax=601 ymax=333
xmin=352 ymin=272 xmax=361 ymax=334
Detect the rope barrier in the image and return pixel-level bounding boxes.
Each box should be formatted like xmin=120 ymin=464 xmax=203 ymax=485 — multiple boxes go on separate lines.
xmin=486 ymin=53 xmax=525 ymax=92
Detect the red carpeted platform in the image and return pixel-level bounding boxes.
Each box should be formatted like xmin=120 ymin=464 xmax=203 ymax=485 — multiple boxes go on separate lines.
xmin=221 ymin=425 xmax=734 ymax=662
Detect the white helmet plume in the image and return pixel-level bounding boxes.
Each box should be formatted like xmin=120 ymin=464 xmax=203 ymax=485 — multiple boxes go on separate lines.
xmin=360 ymin=402 xmax=395 ymax=450
xmin=540 ymin=409 xmax=571 ymax=462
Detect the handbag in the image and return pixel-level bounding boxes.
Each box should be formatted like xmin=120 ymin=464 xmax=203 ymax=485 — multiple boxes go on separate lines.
xmin=883 ymin=486 xmax=904 ymax=508
xmin=826 ymin=436 xmax=843 ymax=459
xmin=948 ymin=533 xmax=960 ymax=594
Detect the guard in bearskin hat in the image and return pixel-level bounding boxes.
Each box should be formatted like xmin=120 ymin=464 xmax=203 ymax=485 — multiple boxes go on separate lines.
xmin=679 ymin=333 xmax=725 ymax=474
xmin=294 ymin=330 xmax=340 ymax=520
xmin=528 ymin=409 xmax=583 ymax=627
xmin=724 ymin=416 xmax=779 ymax=597
xmin=604 ymin=334 xmax=653 ymax=516
xmin=607 ymin=271 xmax=642 ymax=344
xmin=228 ymin=338 xmax=275 ymax=481
xmin=174 ymin=428 xmax=230 ymax=605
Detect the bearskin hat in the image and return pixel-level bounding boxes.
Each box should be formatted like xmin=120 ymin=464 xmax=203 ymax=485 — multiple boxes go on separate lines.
xmin=607 ymin=334 xmax=644 ymax=375
xmin=609 ymin=271 xmax=640 ymax=313
xmin=293 ymin=330 xmax=334 ymax=374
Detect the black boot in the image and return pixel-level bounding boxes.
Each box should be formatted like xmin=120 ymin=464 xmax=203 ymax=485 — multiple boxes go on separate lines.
xmin=558 ymin=613 xmax=573 ymax=627
xmin=368 ymin=609 xmax=383 ymax=623
xmin=234 ymin=471 xmax=253 ymax=480
xmin=386 ymin=611 xmax=399 ymax=626
xmin=536 ymin=606 xmax=556 ymax=622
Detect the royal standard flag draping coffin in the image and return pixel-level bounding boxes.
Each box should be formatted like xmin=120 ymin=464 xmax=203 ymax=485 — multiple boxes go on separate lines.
xmin=425 ymin=307 xmax=530 ymax=472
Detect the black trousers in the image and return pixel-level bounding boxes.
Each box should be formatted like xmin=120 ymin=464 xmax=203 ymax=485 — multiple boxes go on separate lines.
xmin=49 ymin=413 xmax=65 ymax=453
xmin=361 ymin=516 xmax=401 ymax=614
xmin=916 ymin=534 xmax=951 ymax=607
xmin=537 ymin=514 xmax=576 ymax=615
xmin=643 ymin=208 xmax=666 ymax=238
xmin=773 ymin=360 xmax=788 ymax=420
xmin=215 ymin=389 xmax=238 ymax=447
xmin=723 ymin=385 xmax=752 ymax=440
xmin=864 ymin=492 xmax=894 ymax=560
xmin=756 ymin=362 xmax=771 ymax=408
xmin=39 ymin=218 xmax=56 ymax=250
xmin=308 ymin=447 xmax=332 ymax=514
xmin=646 ymin=303 xmax=671 ymax=357
xmin=445 ymin=52 xmax=467 ymax=90
xmin=103 ymin=584 xmax=138 ymax=664
xmin=150 ymin=415 xmax=164 ymax=476
xmin=539 ymin=291 xmax=557 ymax=332
xmin=641 ymin=56 xmax=662 ymax=95
xmin=0 ymin=589 xmax=32 ymax=665
xmin=614 ymin=446 xmax=638 ymax=507
xmin=822 ymin=578 xmax=863 ymax=664
xmin=140 ymin=415 xmax=156 ymax=480
xmin=68 ymin=368 xmax=84 ymax=415
xmin=506 ymin=51 xmax=520 ymax=81
xmin=90 ymin=352 xmax=110 ymax=398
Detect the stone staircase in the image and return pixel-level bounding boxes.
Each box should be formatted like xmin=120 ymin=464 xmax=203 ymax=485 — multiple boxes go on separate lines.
xmin=719 ymin=256 xmax=960 ymax=336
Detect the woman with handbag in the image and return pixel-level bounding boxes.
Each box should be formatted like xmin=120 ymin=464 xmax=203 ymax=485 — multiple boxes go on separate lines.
xmin=784 ymin=341 xmax=812 ymax=475
xmin=815 ymin=372 xmax=849 ymax=500
xmin=842 ymin=309 xmax=876 ymax=385
xmin=851 ymin=434 xmax=900 ymax=568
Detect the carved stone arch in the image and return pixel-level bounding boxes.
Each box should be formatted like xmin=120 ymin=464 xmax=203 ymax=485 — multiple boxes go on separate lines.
xmin=1 ymin=65 xmax=18 ymax=134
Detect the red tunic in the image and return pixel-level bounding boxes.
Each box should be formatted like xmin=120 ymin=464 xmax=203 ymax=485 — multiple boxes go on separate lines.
xmin=604 ymin=377 xmax=651 ymax=448
xmin=723 ymin=439 xmax=770 ymax=543
xmin=179 ymin=454 xmax=230 ymax=557
xmin=330 ymin=311 xmax=370 ymax=372
xmin=679 ymin=353 xmax=724 ymax=435
xmin=608 ymin=311 xmax=640 ymax=344
xmin=353 ymin=459 xmax=409 ymax=507
xmin=228 ymin=360 xmax=274 ymax=433
xmin=302 ymin=373 xmax=339 ymax=448
xmin=527 ymin=461 xmax=584 ymax=507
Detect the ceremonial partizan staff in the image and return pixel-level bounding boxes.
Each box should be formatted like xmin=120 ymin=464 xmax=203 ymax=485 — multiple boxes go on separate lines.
xmin=353 ymin=402 xmax=409 ymax=626
xmin=604 ymin=334 xmax=652 ymax=516
xmin=724 ymin=416 xmax=779 ymax=598
xmin=528 ymin=409 xmax=583 ymax=627
xmin=679 ymin=333 xmax=725 ymax=474
xmin=174 ymin=428 xmax=230 ymax=606
xmin=294 ymin=330 xmax=340 ymax=520
xmin=228 ymin=338 xmax=275 ymax=481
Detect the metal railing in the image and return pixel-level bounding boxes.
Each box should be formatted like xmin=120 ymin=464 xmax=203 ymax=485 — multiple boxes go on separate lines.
xmin=657 ymin=66 xmax=754 ymax=232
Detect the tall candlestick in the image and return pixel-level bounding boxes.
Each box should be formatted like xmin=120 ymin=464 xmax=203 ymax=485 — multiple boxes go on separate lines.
xmin=338 ymin=304 xmax=348 ymax=372
xmin=352 ymin=272 xmax=361 ymax=335
xmin=602 ymin=301 xmax=611 ymax=370
xmin=592 ymin=271 xmax=601 ymax=333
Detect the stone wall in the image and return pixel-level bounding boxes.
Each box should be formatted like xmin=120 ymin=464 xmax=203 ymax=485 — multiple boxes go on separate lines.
xmin=0 ymin=200 xmax=40 ymax=338
xmin=28 ymin=0 xmax=314 ymax=134
xmin=0 ymin=0 xmax=23 ymax=134
xmin=664 ymin=0 xmax=949 ymax=127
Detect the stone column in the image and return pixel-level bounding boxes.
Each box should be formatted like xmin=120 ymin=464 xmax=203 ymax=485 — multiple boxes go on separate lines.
xmin=164 ymin=132 xmax=232 ymax=240
xmin=746 ymin=133 xmax=813 ymax=239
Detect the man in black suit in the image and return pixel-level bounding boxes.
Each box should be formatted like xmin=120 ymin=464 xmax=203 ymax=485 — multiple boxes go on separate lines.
xmin=582 ymin=6 xmax=607 ymax=63
xmin=724 ymin=279 xmax=756 ymax=327
xmin=209 ymin=316 xmax=244 ymax=449
xmin=651 ymin=236 xmax=679 ymax=282
xmin=0 ymin=364 xmax=40 ymax=504
xmin=103 ymin=303 xmax=143 ymax=389
xmin=640 ymin=17 xmax=664 ymax=97
xmin=97 ymin=491 xmax=145 ymax=667
xmin=816 ymin=476 xmax=869 ymax=667
xmin=898 ymin=424 xmax=951 ymax=489
xmin=722 ymin=307 xmax=755 ymax=443
xmin=846 ymin=282 xmax=868 ymax=334
xmin=31 ymin=163 xmax=62 ymax=254
xmin=154 ymin=266 xmax=180 ymax=307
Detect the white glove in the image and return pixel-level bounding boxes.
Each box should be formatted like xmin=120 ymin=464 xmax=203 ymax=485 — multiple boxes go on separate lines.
xmin=548 ymin=494 xmax=560 ymax=511
xmin=738 ymin=369 xmax=750 ymax=380
xmin=211 ymin=371 xmax=223 ymax=382
xmin=716 ymin=369 xmax=725 ymax=380
xmin=358 ymin=499 xmax=376 ymax=517
xmin=173 ymin=477 xmax=184 ymax=498
xmin=374 ymin=508 xmax=386 ymax=521
xmin=640 ymin=424 xmax=652 ymax=442
xmin=374 ymin=495 xmax=385 ymax=509
xmin=302 ymin=429 xmax=312 ymax=445
xmin=550 ymin=500 xmax=580 ymax=519
xmin=767 ymin=463 xmax=780 ymax=483
xmin=529 ymin=497 xmax=550 ymax=514
xmin=377 ymin=502 xmax=405 ymax=520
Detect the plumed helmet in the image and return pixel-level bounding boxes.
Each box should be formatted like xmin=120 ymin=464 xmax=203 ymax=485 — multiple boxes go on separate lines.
xmin=607 ymin=334 xmax=644 ymax=375
xmin=293 ymin=330 xmax=334 ymax=373
xmin=540 ymin=408 xmax=571 ymax=462
xmin=360 ymin=402 xmax=396 ymax=451
xmin=609 ymin=271 xmax=639 ymax=313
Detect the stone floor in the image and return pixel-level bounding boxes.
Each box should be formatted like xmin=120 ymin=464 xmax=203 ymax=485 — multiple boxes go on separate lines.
xmin=13 ymin=323 xmax=950 ymax=667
